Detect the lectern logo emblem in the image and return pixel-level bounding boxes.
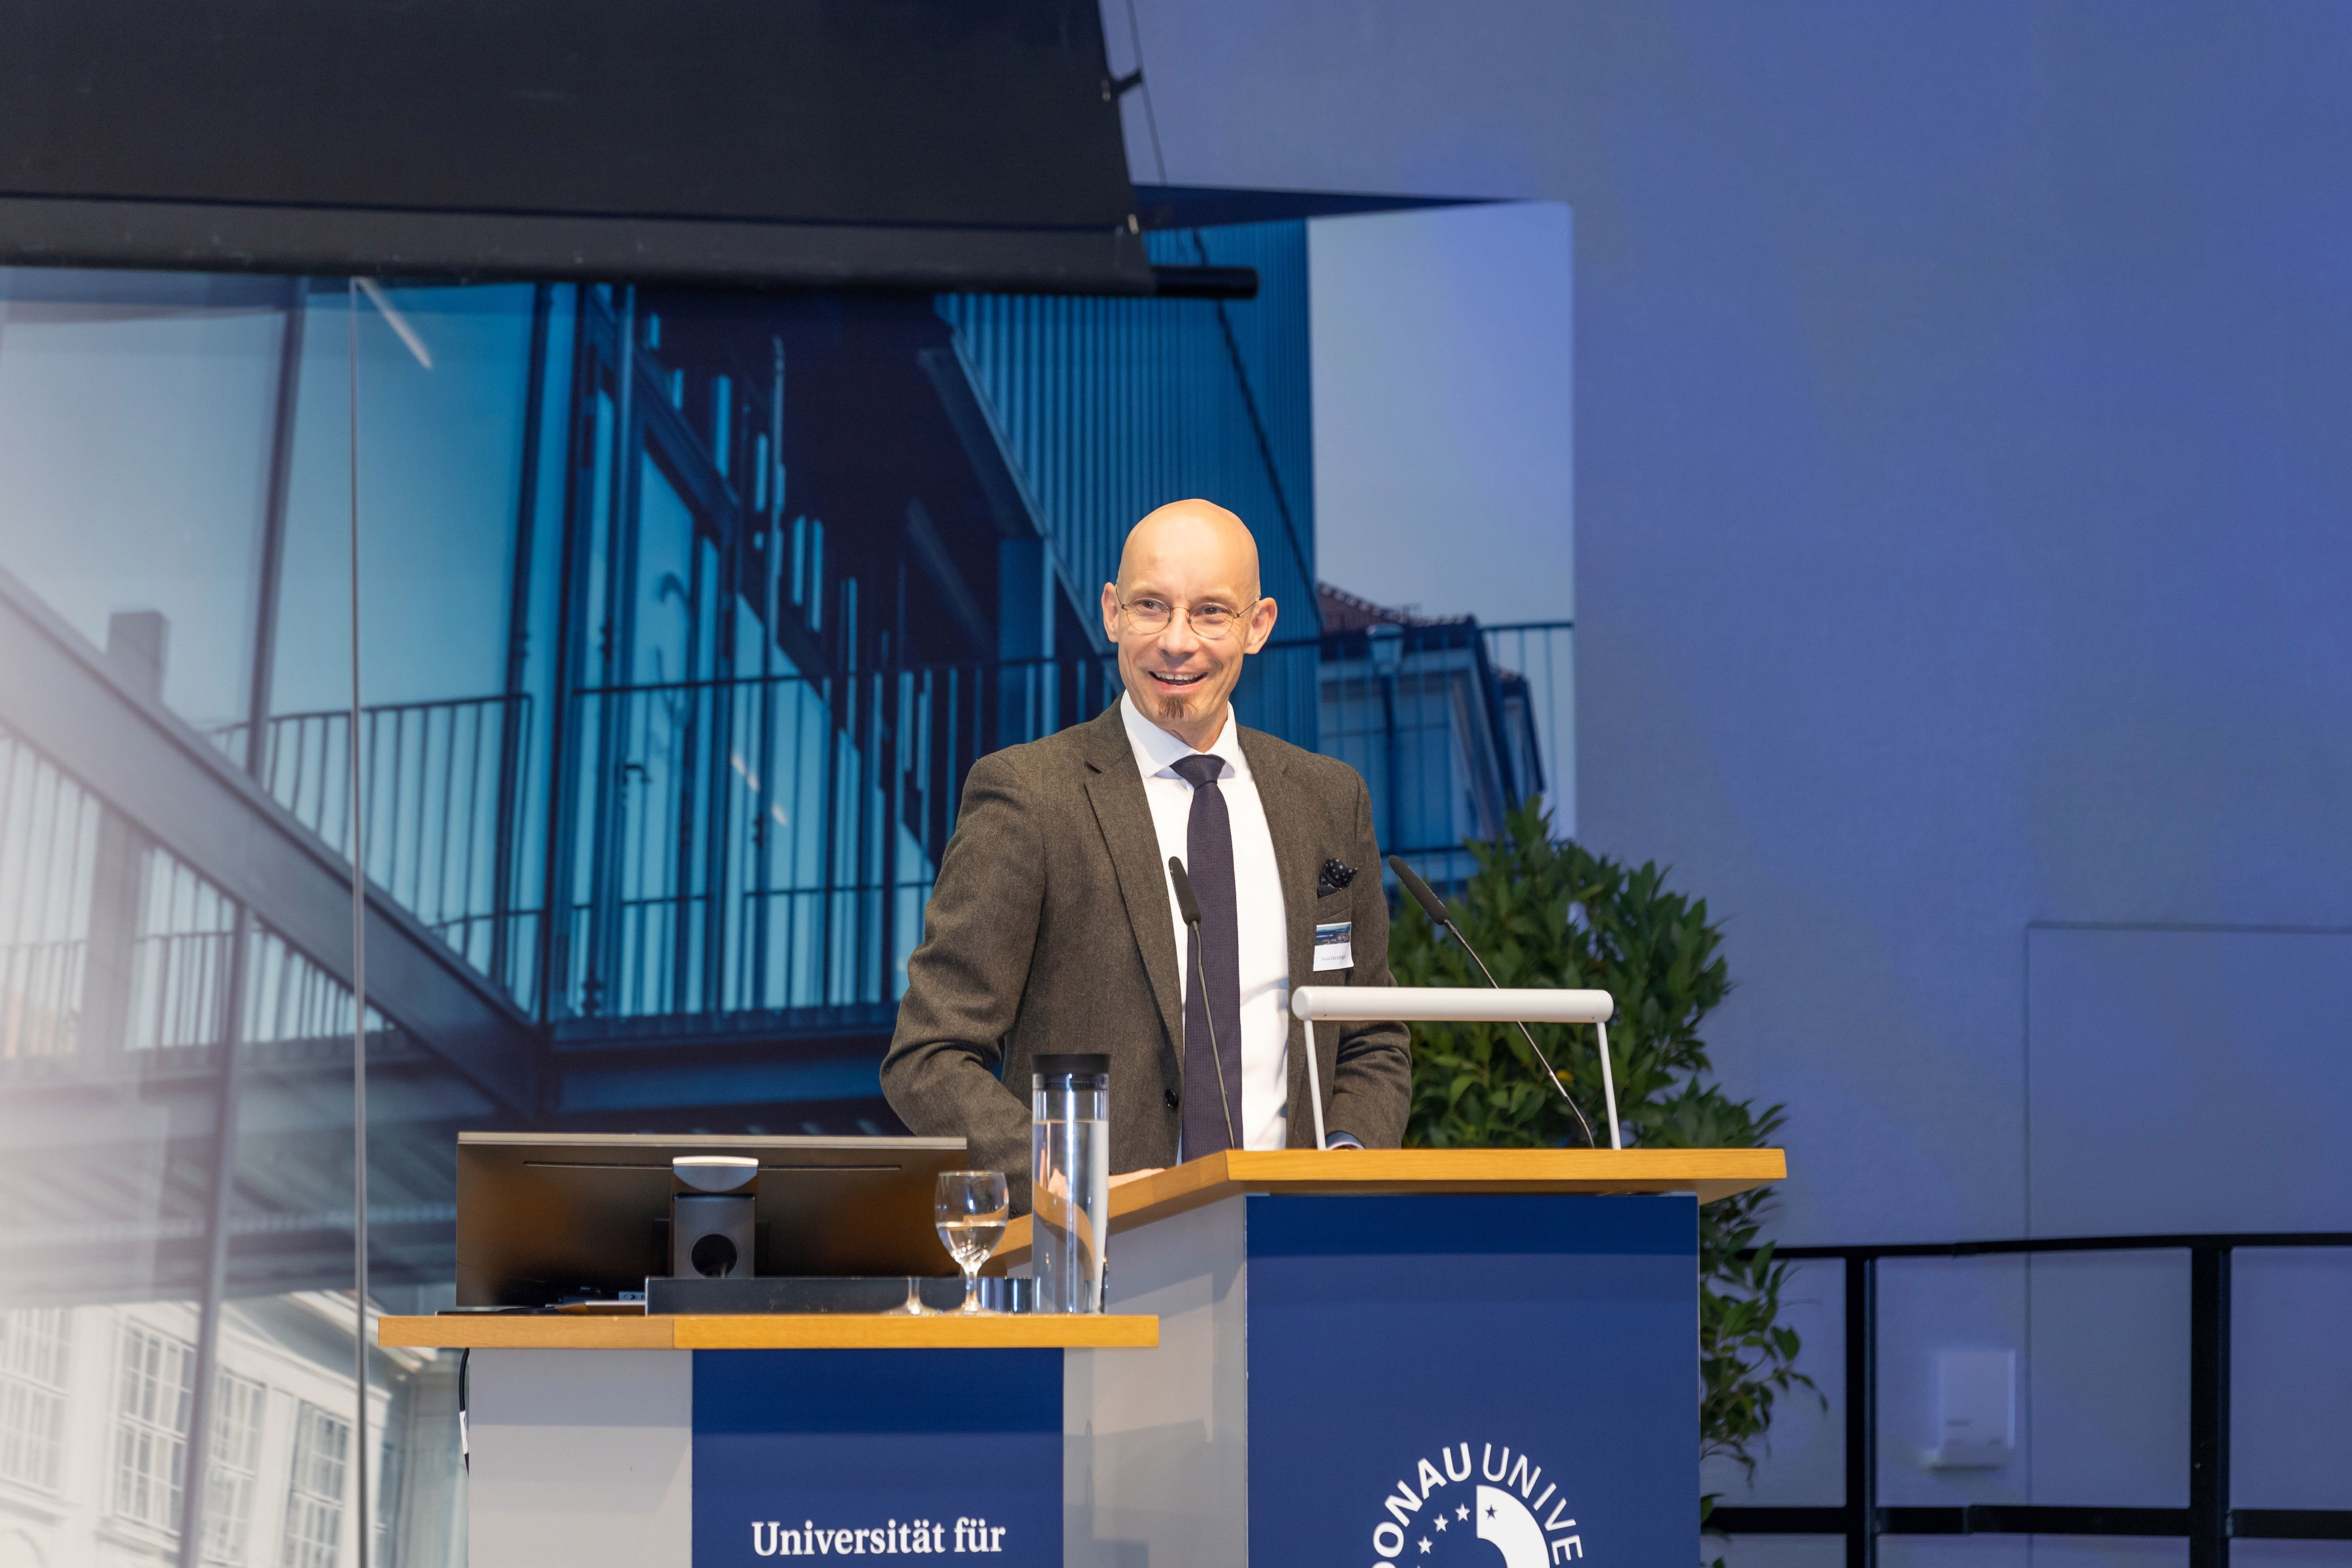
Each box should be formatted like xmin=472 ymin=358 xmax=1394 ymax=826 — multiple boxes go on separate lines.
xmin=1359 ymin=1442 xmax=1585 ymax=1568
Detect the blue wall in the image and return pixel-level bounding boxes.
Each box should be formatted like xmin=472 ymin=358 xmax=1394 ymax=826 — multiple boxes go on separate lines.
xmin=1117 ymin=0 xmax=2352 ymax=1231
xmin=1110 ymin=0 xmax=2352 ymax=1537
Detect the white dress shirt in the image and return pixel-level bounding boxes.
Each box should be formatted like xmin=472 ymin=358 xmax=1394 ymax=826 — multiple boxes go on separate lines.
xmin=1119 ymin=692 xmax=1291 ymax=1152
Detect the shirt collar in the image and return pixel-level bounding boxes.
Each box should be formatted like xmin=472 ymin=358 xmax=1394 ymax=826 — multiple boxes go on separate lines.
xmin=1119 ymin=690 xmax=1248 ymax=781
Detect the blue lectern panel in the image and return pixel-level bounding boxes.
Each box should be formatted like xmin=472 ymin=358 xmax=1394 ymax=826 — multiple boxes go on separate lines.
xmin=692 ymin=1349 xmax=1061 ymax=1565
xmin=1245 ymin=1194 xmax=1698 ymax=1568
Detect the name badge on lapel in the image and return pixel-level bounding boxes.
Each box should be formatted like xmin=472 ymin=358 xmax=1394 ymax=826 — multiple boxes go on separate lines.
xmin=1312 ymin=921 xmax=1353 ymax=971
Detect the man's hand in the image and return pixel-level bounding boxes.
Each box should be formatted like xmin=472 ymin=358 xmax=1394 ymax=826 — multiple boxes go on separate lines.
xmin=1108 ymin=1167 xmax=1166 ymax=1189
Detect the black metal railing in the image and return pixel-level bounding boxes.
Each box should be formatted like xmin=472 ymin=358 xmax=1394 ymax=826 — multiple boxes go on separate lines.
xmin=554 ymin=647 xmax=1164 ymax=1022
xmin=1 ymin=720 xmax=388 ymax=1062
xmin=188 ymin=624 xmax=1571 ymax=1031
xmin=548 ymin=623 xmax=1570 ymax=1023
xmin=213 ymin=693 xmax=536 ymax=998
xmin=1712 ymin=1232 xmax=2352 ymax=1567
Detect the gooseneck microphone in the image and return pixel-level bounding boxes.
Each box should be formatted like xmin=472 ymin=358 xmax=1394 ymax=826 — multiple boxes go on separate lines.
xmin=1388 ymin=855 xmax=1608 ymax=1149
xmin=1167 ymin=856 xmax=1240 ymax=1150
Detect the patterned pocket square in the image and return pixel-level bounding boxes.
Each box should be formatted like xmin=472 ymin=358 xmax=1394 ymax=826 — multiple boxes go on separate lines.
xmin=1316 ymin=858 xmax=1356 ymax=897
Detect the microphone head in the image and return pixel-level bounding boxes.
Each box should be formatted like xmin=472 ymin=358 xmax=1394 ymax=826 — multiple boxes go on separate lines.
xmin=1387 ymin=855 xmax=1450 ymax=926
xmin=1167 ymin=856 xmax=1203 ymax=926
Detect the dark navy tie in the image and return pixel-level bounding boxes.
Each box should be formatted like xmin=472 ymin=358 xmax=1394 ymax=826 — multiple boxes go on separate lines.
xmin=1173 ymin=754 xmax=1243 ymax=1155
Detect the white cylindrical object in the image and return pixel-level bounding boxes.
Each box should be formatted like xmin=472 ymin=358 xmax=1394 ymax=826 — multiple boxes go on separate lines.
xmin=1300 ymin=1021 xmax=1329 ymax=1150
xmin=1594 ymin=1018 xmax=1623 ymax=1150
xmin=1290 ymin=985 xmax=1615 ymax=1025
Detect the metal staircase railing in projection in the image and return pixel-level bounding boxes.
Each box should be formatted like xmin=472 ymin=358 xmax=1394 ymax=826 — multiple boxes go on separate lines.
xmin=556 ymin=650 xmax=1136 ymax=1023
xmin=211 ymin=622 xmax=1570 ymax=1031
xmin=211 ymin=693 xmax=534 ymax=1003
xmin=0 ymin=721 xmax=392 ymax=1067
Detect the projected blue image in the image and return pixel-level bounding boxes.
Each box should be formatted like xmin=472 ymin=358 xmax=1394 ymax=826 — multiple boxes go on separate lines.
xmin=0 ymin=236 xmax=1570 ymax=1568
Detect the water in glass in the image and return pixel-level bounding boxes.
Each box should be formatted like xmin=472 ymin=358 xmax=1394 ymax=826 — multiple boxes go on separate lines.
xmin=1031 ymin=1061 xmax=1110 ymax=1313
xmin=934 ymin=1170 xmax=1009 ymax=1314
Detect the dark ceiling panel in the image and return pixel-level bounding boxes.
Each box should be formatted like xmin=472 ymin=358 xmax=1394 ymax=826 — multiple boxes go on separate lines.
xmin=0 ymin=0 xmax=1154 ymax=293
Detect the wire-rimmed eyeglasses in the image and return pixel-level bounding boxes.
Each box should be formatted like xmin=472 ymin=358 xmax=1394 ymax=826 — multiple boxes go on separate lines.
xmin=1116 ymin=594 xmax=1260 ymax=641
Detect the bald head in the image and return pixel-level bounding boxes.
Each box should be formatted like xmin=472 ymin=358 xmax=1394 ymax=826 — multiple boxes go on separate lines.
xmin=1101 ymin=498 xmax=1279 ymax=750
xmin=1115 ymin=499 xmax=1261 ymax=601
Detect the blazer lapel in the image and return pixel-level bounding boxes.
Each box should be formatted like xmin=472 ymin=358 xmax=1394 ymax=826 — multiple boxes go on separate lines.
xmin=1081 ymin=703 xmax=1185 ymax=1055
xmin=1240 ymin=729 xmax=1323 ymax=1141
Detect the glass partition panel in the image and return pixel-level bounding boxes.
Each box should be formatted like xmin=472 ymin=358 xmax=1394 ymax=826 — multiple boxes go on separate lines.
xmin=0 ymin=271 xmax=291 ymax=754
xmin=0 ymin=268 xmax=484 ymax=1568
xmin=0 ymin=233 xmax=1570 ymax=1567
xmin=0 ymin=711 xmax=381 ymax=1563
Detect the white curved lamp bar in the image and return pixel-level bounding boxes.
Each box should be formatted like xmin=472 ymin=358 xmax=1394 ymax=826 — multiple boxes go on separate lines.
xmin=1290 ymin=986 xmax=1624 ymax=1149
xmin=1290 ymin=986 xmax=1615 ymax=1025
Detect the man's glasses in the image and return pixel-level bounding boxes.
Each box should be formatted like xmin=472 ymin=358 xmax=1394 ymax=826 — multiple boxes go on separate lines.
xmin=1117 ymin=596 xmax=1258 ymax=641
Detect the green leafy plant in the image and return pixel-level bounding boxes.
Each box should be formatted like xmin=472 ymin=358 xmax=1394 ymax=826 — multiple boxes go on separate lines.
xmin=1392 ymin=801 xmax=1816 ymax=1512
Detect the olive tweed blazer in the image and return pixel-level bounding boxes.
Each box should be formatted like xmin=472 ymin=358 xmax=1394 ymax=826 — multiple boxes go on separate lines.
xmin=881 ymin=701 xmax=1411 ymax=1212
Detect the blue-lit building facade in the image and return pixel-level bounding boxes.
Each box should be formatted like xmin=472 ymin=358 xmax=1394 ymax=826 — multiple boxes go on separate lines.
xmin=0 ymin=223 xmax=1564 ymax=1565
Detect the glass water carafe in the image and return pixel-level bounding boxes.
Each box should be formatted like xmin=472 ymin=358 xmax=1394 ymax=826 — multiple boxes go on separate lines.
xmin=1030 ymin=1054 xmax=1110 ymax=1313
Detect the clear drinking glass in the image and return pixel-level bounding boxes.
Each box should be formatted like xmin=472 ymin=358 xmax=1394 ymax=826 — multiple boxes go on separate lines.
xmin=934 ymin=1170 xmax=1010 ymax=1315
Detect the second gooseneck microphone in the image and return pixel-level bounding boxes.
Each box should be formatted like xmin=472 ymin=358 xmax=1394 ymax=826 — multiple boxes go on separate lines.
xmin=1388 ymin=854 xmax=1614 ymax=1149
xmin=1167 ymin=856 xmax=1240 ymax=1151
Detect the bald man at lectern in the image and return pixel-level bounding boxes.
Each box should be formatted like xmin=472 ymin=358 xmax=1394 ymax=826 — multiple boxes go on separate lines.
xmin=882 ymin=500 xmax=1410 ymax=1212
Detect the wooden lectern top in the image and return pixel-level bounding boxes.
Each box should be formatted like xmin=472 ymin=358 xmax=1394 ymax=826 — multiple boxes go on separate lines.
xmin=994 ymin=1146 xmax=1785 ymax=1269
xmin=377 ymin=1313 xmax=1159 ymax=1351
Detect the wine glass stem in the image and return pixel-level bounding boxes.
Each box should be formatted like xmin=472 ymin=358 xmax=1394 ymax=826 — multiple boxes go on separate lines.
xmin=960 ymin=1262 xmax=983 ymax=1313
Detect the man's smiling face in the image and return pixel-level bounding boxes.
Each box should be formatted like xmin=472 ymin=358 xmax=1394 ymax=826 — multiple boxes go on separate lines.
xmin=1101 ymin=500 xmax=1279 ymax=752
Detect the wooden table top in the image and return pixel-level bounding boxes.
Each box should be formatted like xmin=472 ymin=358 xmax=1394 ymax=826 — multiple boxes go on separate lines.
xmin=994 ymin=1146 xmax=1787 ymax=1268
xmin=378 ymin=1313 xmax=1159 ymax=1351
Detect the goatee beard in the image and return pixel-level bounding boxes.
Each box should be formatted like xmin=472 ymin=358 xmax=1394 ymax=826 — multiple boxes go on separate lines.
xmin=1150 ymin=687 xmax=1206 ymax=721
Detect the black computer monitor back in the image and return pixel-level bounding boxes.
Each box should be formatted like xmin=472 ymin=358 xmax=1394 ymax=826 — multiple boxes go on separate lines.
xmin=455 ymin=1131 xmax=968 ymax=1306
